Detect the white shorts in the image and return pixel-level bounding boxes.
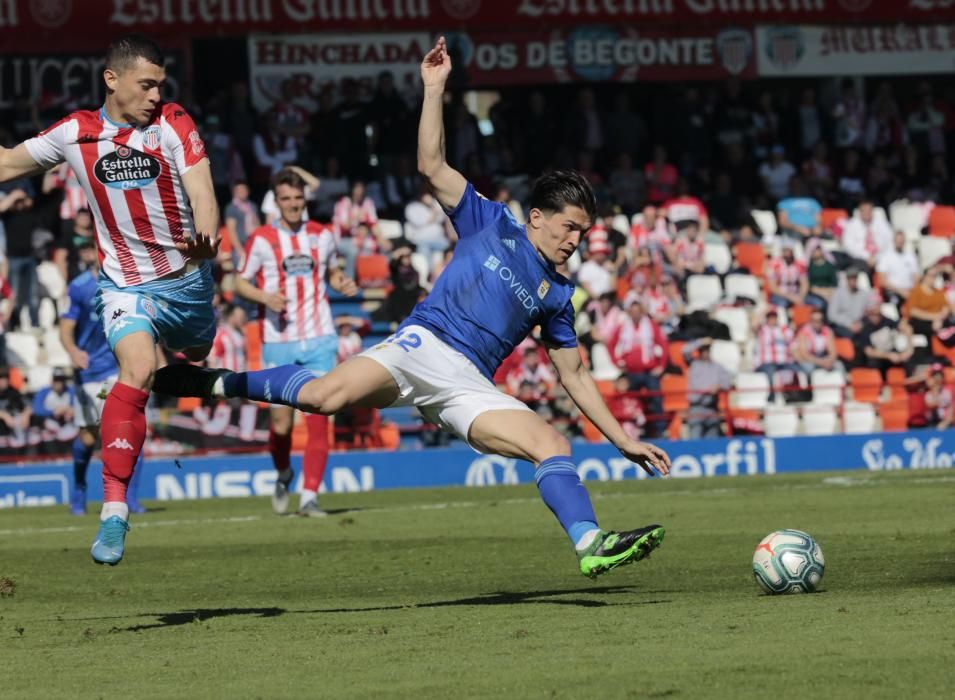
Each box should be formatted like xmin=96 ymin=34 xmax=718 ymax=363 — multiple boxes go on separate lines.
xmin=74 ymin=375 xmax=118 ymax=429
xmin=360 ymin=325 xmax=532 ymax=450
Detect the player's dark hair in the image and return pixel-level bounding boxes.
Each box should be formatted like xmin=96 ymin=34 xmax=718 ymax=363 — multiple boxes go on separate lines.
xmin=272 ymin=168 xmax=307 ymax=193
xmin=528 ymin=170 xmax=597 ymax=222
xmin=105 ymin=34 xmax=165 ymax=73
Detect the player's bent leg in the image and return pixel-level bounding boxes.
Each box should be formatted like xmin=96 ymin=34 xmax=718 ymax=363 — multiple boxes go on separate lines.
xmin=297 ymin=414 xmax=330 ymax=518
xmin=468 ymin=410 xmax=664 ymax=579
xmin=93 ymin=332 xmax=156 ymax=565
xmin=268 ymin=405 xmax=295 ymax=515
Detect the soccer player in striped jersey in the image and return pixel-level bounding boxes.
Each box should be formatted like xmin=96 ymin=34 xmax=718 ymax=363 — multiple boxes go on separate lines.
xmin=0 ymin=35 xmax=220 ymax=565
xmin=236 ymin=168 xmax=357 ymax=517
xmin=155 ymin=37 xmax=671 ymax=579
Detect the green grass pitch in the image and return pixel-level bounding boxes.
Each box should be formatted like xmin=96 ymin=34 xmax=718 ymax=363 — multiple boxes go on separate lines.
xmin=1 ymin=470 xmax=953 ymax=699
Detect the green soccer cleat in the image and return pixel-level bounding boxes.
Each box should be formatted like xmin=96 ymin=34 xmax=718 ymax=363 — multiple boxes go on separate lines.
xmin=577 ymin=525 xmax=665 ymax=579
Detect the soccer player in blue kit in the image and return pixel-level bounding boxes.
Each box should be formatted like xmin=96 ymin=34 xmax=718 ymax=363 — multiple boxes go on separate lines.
xmin=154 ymin=37 xmax=672 ymax=578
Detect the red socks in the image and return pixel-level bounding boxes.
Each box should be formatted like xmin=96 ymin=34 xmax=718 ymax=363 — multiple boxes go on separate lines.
xmin=101 ymin=382 xmax=149 ymax=503
xmin=302 ymin=414 xmax=329 ymax=492
xmin=268 ymin=429 xmax=292 ymax=472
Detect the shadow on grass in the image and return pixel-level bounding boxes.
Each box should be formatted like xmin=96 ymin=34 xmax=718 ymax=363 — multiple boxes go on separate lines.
xmin=96 ymin=586 xmax=672 ymax=632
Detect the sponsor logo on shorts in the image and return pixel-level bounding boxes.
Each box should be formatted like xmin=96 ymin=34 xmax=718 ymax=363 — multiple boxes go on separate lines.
xmin=94 ymin=145 xmax=162 ymax=190
xmin=140 ymin=298 xmax=157 ymax=319
xmin=107 ymin=318 xmax=133 ymax=337
xmin=111 ymin=309 xmax=126 ymax=321
xmin=143 ymin=126 xmax=161 ymax=150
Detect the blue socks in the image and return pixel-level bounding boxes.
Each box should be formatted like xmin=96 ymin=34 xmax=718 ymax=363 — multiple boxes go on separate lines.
xmin=535 ymin=456 xmax=599 ymax=549
xmin=72 ymin=437 xmax=92 ymax=488
xmin=221 ymin=365 xmax=316 ymax=408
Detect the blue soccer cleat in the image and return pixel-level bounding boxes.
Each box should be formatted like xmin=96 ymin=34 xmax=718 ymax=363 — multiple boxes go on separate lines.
xmin=127 ymin=499 xmax=147 ymax=514
xmin=91 ymin=516 xmax=130 ymax=566
xmin=70 ymin=486 xmax=86 ymax=516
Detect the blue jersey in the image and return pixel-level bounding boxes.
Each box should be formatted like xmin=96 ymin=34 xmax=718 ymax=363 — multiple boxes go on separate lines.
xmin=777 ymin=197 xmax=822 ymax=230
xmin=64 ymin=271 xmax=117 ymax=383
xmin=400 ymin=183 xmax=577 ymax=380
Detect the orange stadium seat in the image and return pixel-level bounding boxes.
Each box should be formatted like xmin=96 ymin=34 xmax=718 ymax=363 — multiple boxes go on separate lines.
xmin=885 ymin=367 xmax=908 ymax=400
xmin=733 ymin=242 xmax=766 ymax=277
xmin=669 ymin=341 xmax=688 ymax=373
xmin=835 ymin=337 xmax=855 ymax=363
xmin=595 ymin=380 xmax=616 ymax=399
xmin=661 ymin=373 xmax=689 ymax=413
xmin=880 ymin=398 xmax=910 ymax=432
xmin=244 ymin=320 xmax=262 ymax=370
xmin=356 ymin=255 xmax=391 ymax=288
xmin=8 ymin=367 xmax=24 ymax=391
xmin=820 ymin=208 xmax=848 ymax=233
xmin=581 ymin=416 xmax=605 ymax=443
xmin=850 ymin=368 xmax=883 ymax=404
xmin=177 ymin=396 xmax=201 ymax=412
xmin=790 ymin=304 xmax=814 ymax=329
xmin=928 ymin=205 xmax=955 ymax=238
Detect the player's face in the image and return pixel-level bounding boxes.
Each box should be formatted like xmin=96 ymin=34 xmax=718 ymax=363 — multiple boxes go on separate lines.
xmin=79 ymin=246 xmax=98 ymax=267
xmin=528 ymin=205 xmax=591 ymax=266
xmin=274 ymin=184 xmax=306 ymax=224
xmin=105 ymin=58 xmax=166 ymax=127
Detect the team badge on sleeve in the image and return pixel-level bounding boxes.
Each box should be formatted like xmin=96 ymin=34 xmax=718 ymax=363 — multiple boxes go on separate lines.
xmin=189 ymin=131 xmax=205 ymax=156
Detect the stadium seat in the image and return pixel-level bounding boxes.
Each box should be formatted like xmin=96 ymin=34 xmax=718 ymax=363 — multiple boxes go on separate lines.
xmin=36 ymin=261 xmax=66 ymax=300
xmin=409 ymin=252 xmax=431 ymax=287
xmin=849 ymin=368 xmax=883 ymax=404
xmin=356 ymin=255 xmax=391 ymax=288
xmin=890 ymin=200 xmax=927 ymax=239
xmin=810 ymin=369 xmax=845 ymax=407
xmin=880 ymin=397 xmax=910 ymax=432
xmin=27 ymin=365 xmax=53 ymax=393
xmin=8 ymin=366 xmax=25 ymax=391
xmin=732 ymin=371 xmax=770 ymax=410
xmin=710 ymin=340 xmax=741 ymax=374
xmin=669 ymin=341 xmax=688 ymax=372
xmin=928 ymin=205 xmax=955 ymax=238
xmin=885 ymin=367 xmax=907 ymax=400
xmin=661 ymin=373 xmax=689 ymax=413
xmin=820 ymin=208 xmax=849 ymax=233
xmin=843 ymin=401 xmax=877 ymax=434
xmin=918 ymin=236 xmax=952 ymax=269
xmin=590 ymin=343 xmax=621 ymax=381
xmin=38 ymin=297 xmax=58 ymax=330
xmin=750 ymin=210 xmax=777 ymax=239
xmin=377 ymin=219 xmax=404 ymax=239
xmin=802 ymin=405 xmax=838 ymax=435
xmin=42 ymin=330 xmax=71 ymax=367
xmin=4 ymin=332 xmax=39 ymax=366
xmin=790 ymin=304 xmax=814 ymax=329
xmin=177 ymin=396 xmax=202 ymax=412
xmin=764 ymin=405 xmax=799 ymax=437
xmin=880 ymin=303 xmax=900 ymax=322
xmin=835 ymin=337 xmax=855 ymax=363
xmin=611 ymin=214 xmax=630 ymax=233
xmin=704 ymin=243 xmax=732 ymax=274
xmin=581 ymin=416 xmax=605 ymax=443
xmin=713 ymin=306 xmax=751 ymax=343
xmin=594 ymin=379 xmax=616 ymax=399
xmin=733 ymin=242 xmax=766 ymax=277
xmin=931 ymin=335 xmax=955 ymax=365
xmin=686 ymin=274 xmax=723 ymax=311
xmin=724 ymin=273 xmax=761 ymax=302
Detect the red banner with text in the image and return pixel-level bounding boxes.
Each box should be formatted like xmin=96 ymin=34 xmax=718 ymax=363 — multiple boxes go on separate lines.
xmin=2 ymin=0 xmax=955 ymax=49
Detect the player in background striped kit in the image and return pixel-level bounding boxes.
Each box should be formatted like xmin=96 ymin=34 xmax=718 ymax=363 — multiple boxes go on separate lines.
xmin=237 ymin=168 xmax=358 ymax=517
xmin=0 ymin=35 xmax=220 ymax=565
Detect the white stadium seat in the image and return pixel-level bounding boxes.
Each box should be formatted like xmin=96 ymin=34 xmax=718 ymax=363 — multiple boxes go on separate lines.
xmin=810 ymin=369 xmax=845 ymax=407
xmin=43 ymin=330 xmax=72 ymax=367
xmin=686 ymin=274 xmax=723 ymax=312
xmin=843 ymin=401 xmax=877 ymax=434
xmin=37 ymin=261 xmax=66 ymax=300
xmin=4 ymin=332 xmax=39 ymax=367
xmin=590 ymin=343 xmax=621 ymax=381
xmin=889 ymin=200 xmax=927 ymax=240
xmin=733 ymin=371 xmax=770 ymax=410
xmin=713 ymin=306 xmax=751 ymax=343
xmin=764 ymin=406 xmax=799 ymax=437
xmin=750 ymin=209 xmax=777 ymax=240
xmin=802 ymin=405 xmax=839 ymax=435
xmin=27 ymin=365 xmax=54 ymax=393
xmin=710 ymin=340 xmax=741 ymax=375
xmin=378 ymin=219 xmax=404 ymax=239
xmin=704 ymin=243 xmax=732 ymax=274
xmin=38 ymin=297 xmax=58 ymax=330
xmin=611 ymin=214 xmax=630 ymax=234
xmin=724 ymin=274 xmax=761 ymax=302
xmin=919 ymin=236 xmax=952 ymax=270
xmin=880 ymin=303 xmax=899 ymax=322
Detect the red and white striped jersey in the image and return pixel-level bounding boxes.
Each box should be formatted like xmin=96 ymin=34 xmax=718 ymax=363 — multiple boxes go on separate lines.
xmin=240 ymin=220 xmax=338 ymax=344
xmin=755 ymin=324 xmax=794 ymax=365
xmin=23 ymin=104 xmax=207 ymax=288
xmin=210 ymin=324 xmax=247 ymax=372
xmin=672 ymin=235 xmax=705 ymax=265
xmin=767 ymin=257 xmax=806 ymax=296
xmin=797 ymin=324 xmax=832 ymax=358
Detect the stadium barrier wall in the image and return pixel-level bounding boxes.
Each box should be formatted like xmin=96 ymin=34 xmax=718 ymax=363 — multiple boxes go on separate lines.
xmin=1 ymin=431 xmax=953 ymax=509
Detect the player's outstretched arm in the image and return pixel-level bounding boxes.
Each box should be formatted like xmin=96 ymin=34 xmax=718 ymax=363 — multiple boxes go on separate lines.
xmin=0 ymin=143 xmax=46 ymax=183
xmin=417 ymin=36 xmax=467 ymax=211
xmin=548 ymin=345 xmax=671 ymax=476
xmin=177 ymin=160 xmax=221 ymax=260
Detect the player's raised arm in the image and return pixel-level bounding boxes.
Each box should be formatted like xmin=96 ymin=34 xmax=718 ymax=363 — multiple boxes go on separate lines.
xmin=417 ymin=36 xmax=467 ymax=211
xmin=0 ymin=143 xmax=48 ymax=183
xmin=178 ymin=159 xmax=221 ymax=259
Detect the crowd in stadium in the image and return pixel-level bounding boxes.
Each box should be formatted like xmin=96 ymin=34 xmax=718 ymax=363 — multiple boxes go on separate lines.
xmin=2 ymin=74 xmax=955 ymax=450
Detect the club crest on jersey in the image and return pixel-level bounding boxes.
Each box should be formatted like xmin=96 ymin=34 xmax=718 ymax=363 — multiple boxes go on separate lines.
xmin=283 ymin=253 xmax=315 ymax=277
xmin=143 ymin=126 xmax=161 ymax=150
xmin=537 ymin=280 xmax=550 ymax=300
xmin=94 ymin=144 xmax=162 ymax=191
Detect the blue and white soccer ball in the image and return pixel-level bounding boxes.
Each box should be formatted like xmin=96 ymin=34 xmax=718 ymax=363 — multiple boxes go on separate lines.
xmin=752 ymin=529 xmax=825 ymax=595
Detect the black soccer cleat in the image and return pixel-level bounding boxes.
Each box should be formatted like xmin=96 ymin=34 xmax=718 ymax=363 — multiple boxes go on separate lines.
xmin=152 ymin=365 xmax=232 ymax=399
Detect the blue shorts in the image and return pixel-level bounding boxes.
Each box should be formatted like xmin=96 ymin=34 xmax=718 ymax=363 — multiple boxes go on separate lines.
xmin=96 ymin=262 xmax=217 ymax=352
xmin=262 ymin=334 xmax=338 ymax=376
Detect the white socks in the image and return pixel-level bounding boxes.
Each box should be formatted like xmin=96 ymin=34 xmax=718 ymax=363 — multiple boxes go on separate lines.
xmin=299 ymin=489 xmax=318 ymax=509
xmin=211 ymin=376 xmax=226 ymax=399
xmin=101 ymin=501 xmax=129 ymax=522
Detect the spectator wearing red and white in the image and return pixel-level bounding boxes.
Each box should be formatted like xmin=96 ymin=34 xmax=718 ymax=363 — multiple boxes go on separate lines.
xmin=662 ymin=179 xmax=710 ymax=234
xmin=270 ymin=79 xmax=311 ymax=143
xmin=667 ymin=220 xmax=706 ymax=280
xmin=629 ymin=204 xmax=669 ymax=250
xmin=842 ymin=199 xmax=893 ymax=270
xmin=758 ymin=145 xmax=797 ymax=201
xmin=607 ymin=374 xmax=646 ymax=441
xmin=752 ymin=307 xmax=801 ymax=400
xmin=584 ymin=292 xmax=625 ymax=351
xmin=766 ymin=240 xmax=808 ymax=308
xmin=0 ymin=272 xmax=13 ymax=362
xmin=333 ymin=180 xmax=389 ymax=280
xmin=923 ymin=365 xmax=954 ymax=430
xmin=506 ymin=346 xmax=557 ymax=400
xmin=644 ymin=145 xmax=679 ymax=205
xmin=877 ymin=231 xmax=920 ymax=302
xmin=209 ymin=303 xmax=247 ymax=373
xmin=792 ymin=307 xmax=841 ymax=377
xmin=608 ymin=299 xmax=669 ymax=436
xmin=577 ymin=228 xmax=616 ymax=299
xmin=642 ymin=274 xmax=684 ymax=335
xmin=336 ymin=315 xmax=368 ymax=363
